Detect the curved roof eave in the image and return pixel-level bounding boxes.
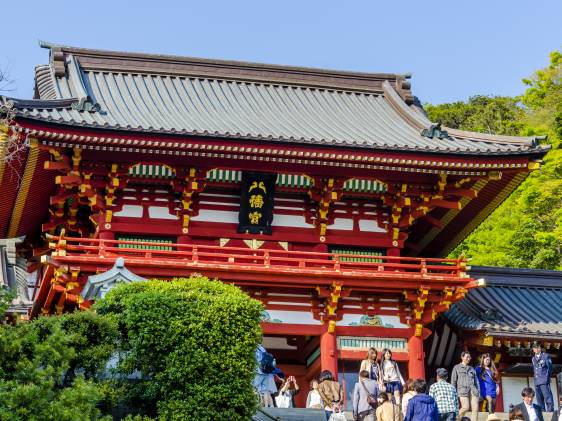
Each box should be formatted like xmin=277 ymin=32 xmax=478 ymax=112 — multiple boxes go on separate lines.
xmin=5 ymin=44 xmax=550 ymax=158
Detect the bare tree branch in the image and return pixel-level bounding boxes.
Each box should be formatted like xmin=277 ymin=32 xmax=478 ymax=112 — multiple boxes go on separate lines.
xmin=0 ymin=62 xmax=15 ymax=93
xmin=1 ymin=100 xmax=27 ymax=188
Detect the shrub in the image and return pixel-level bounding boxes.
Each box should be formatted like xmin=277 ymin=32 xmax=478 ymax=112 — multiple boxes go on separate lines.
xmin=96 ymin=276 xmax=263 ymax=421
xmin=0 ymin=311 xmax=118 ymax=420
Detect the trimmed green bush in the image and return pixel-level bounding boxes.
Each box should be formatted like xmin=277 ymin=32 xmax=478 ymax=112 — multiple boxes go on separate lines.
xmin=0 ymin=311 xmax=118 ymax=421
xmin=96 ymin=276 xmax=263 ymax=421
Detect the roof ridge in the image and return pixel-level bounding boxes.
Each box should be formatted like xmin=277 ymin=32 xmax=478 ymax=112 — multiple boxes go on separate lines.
xmin=2 ymin=96 xmax=77 ymax=109
xmin=444 ymin=126 xmax=546 ymax=146
xmin=39 ymin=41 xmax=407 ymax=80
xmin=382 ymin=81 xmax=544 ymax=147
xmin=38 ymin=41 xmax=414 ymax=100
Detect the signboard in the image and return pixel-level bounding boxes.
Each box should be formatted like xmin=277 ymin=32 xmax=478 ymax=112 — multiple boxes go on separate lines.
xmin=237 ymin=172 xmax=276 ymax=235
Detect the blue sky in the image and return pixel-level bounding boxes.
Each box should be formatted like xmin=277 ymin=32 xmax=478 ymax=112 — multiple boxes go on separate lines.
xmin=2 ymin=0 xmax=561 ymax=104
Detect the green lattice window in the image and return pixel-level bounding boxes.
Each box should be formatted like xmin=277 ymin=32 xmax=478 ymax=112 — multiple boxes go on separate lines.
xmin=129 ymin=164 xmax=175 ymax=179
xmin=205 ymin=170 xmax=387 ymax=193
xmin=337 ymin=337 xmax=407 ymax=351
xmin=343 ymin=178 xmax=387 ymax=193
xmin=115 ymin=235 xmax=174 ymax=251
xmin=330 ymin=247 xmax=384 ymax=263
xmin=206 ymin=169 xmax=313 ymax=188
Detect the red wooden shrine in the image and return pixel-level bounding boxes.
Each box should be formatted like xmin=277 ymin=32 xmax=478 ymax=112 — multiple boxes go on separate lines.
xmin=0 ymin=44 xmax=549 ymax=406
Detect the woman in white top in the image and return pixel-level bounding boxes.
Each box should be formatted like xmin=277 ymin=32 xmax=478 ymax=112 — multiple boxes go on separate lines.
xmin=306 ymin=379 xmax=323 ymax=409
xmin=380 ymin=348 xmax=405 ymax=405
xmin=401 ymin=378 xmax=416 ymax=416
xmin=359 ymin=347 xmax=381 ymax=383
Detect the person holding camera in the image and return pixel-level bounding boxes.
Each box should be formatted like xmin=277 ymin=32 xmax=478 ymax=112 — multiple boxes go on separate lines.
xmin=275 ymin=375 xmax=300 ymax=408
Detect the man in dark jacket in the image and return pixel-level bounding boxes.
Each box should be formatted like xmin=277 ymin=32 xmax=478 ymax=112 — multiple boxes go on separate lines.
xmin=403 ymin=379 xmax=439 ymax=421
xmin=512 ymin=387 xmax=545 ymax=421
xmin=532 ymin=342 xmax=554 ymax=412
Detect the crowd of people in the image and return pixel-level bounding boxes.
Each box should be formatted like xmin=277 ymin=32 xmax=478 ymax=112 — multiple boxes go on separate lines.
xmin=253 ymin=342 xmax=557 ymax=421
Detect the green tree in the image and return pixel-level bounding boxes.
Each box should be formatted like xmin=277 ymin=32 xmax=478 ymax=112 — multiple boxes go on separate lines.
xmin=424 ymin=95 xmax=527 ymax=136
xmin=523 ymin=50 xmax=562 ymax=143
xmin=0 ymin=311 xmax=118 ymax=421
xmin=426 ymin=48 xmax=562 ymax=269
xmin=0 ymin=287 xmax=14 ymax=318
xmin=96 ymin=276 xmax=263 ymax=421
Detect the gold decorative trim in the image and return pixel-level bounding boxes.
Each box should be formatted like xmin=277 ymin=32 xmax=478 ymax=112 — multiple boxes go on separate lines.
xmin=0 ymin=125 xmax=9 ymax=188
xmin=7 ymin=139 xmax=40 ymax=237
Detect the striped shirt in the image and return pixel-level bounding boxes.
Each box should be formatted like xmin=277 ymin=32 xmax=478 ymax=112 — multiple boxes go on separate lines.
xmin=429 ymin=380 xmax=459 ymax=414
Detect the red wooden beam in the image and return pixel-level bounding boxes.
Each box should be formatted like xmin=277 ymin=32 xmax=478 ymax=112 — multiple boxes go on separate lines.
xmin=335 ymin=326 xmax=416 ymax=338
xmin=340 ymin=349 xmax=409 ymax=362
xmin=261 ymin=322 xmax=323 ymax=336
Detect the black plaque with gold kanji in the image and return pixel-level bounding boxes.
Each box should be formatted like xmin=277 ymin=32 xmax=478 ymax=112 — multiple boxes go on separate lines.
xmin=237 ymin=172 xmax=276 ymax=234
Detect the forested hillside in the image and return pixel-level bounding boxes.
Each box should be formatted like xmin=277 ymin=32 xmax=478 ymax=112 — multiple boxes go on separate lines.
xmin=425 ymin=50 xmax=562 ymax=269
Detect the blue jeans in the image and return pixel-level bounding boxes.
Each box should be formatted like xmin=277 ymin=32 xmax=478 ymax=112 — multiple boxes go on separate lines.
xmin=535 ymin=382 xmax=554 ymax=412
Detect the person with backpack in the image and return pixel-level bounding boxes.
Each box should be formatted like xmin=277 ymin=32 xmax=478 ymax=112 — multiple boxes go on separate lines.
xmin=317 ymin=370 xmax=344 ymax=420
xmin=252 ymin=345 xmax=278 ymax=407
xmin=353 ymin=370 xmax=379 ymax=421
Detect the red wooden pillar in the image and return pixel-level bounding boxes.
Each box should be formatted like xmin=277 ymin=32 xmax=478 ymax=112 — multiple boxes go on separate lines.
xmin=408 ymin=333 xmax=425 ymax=379
xmin=495 ymin=384 xmax=504 ymax=412
xmin=320 ymin=327 xmax=338 ymax=380
xmin=387 ymin=247 xmax=401 ymax=257
xmin=99 ymin=231 xmax=114 ymax=240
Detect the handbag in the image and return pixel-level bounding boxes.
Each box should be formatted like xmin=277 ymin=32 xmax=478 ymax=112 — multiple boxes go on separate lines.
xmin=356 ymin=409 xmax=374 ymax=421
xmin=274 ymin=393 xmax=291 ymax=408
xmin=329 ymin=410 xmax=347 ymax=421
xmin=360 ymin=380 xmax=377 ymax=408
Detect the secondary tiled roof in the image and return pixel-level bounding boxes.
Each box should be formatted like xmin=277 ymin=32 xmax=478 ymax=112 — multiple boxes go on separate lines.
xmin=446 ymin=266 xmax=562 ymax=339
xmin=0 ymin=237 xmax=32 ymax=314
xmin=0 ymin=43 xmax=548 ymax=156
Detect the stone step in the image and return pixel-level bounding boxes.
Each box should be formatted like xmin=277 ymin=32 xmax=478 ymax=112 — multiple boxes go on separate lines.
xmin=254 ymin=408 xmax=558 ymax=421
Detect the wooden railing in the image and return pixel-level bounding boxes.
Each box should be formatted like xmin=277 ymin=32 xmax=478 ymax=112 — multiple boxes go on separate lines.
xmin=45 ymin=235 xmax=471 ymax=286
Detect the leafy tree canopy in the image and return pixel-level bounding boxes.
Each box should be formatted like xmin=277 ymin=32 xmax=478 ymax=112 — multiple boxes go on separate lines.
xmin=0 ymin=311 xmax=118 ymax=421
xmin=95 ymin=276 xmax=264 ymax=421
xmin=426 ymin=48 xmax=562 ymax=269
xmin=0 ymin=276 xmax=263 ymax=420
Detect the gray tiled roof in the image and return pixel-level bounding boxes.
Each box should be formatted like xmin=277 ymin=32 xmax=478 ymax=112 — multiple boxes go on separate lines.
xmin=0 ymin=237 xmax=32 ymax=314
xmin=0 ymin=43 xmax=549 ymax=156
xmin=446 ymin=266 xmax=562 ymax=338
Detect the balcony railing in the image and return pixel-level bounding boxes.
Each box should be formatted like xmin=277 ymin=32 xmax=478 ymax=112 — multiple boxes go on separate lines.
xmin=44 ymin=235 xmax=473 ymax=289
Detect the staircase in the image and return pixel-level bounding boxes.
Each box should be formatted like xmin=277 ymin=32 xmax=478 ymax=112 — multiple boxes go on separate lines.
xmin=253 ymin=409 xmax=557 ymax=421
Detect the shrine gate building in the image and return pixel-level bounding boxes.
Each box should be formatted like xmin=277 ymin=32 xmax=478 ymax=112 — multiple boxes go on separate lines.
xmin=0 ymin=44 xmax=550 ymax=408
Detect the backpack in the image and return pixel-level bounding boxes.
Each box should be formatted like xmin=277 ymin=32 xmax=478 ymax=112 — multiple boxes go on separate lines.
xmin=260 ymin=352 xmax=275 ymax=374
